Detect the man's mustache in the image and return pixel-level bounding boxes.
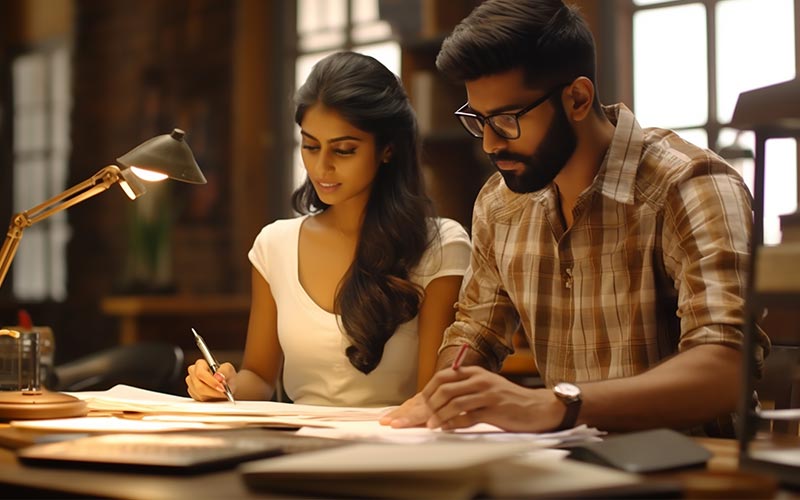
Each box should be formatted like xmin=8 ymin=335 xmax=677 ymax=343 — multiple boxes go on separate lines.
xmin=488 ymin=151 xmax=531 ymax=164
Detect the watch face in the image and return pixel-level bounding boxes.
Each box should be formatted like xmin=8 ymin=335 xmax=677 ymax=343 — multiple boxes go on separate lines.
xmin=554 ymin=382 xmax=581 ymax=399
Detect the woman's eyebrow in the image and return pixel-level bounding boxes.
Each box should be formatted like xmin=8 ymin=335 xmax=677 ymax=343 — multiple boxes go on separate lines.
xmin=301 ymin=130 xmax=363 ymax=143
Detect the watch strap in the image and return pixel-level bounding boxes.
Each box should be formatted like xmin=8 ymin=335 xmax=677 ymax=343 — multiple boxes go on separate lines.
xmin=555 ymin=398 xmax=581 ymax=431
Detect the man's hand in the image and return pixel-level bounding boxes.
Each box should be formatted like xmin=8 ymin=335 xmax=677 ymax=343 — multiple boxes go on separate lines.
xmin=382 ymin=365 xmax=566 ymax=432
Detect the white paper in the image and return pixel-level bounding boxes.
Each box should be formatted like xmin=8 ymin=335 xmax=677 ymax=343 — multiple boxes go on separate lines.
xmin=68 ymin=384 xmax=388 ymax=420
xmin=295 ymin=420 xmax=604 ymax=446
xmin=10 ymin=416 xmax=230 ymax=433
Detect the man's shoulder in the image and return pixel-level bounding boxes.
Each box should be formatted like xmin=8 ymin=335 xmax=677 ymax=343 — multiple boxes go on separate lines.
xmin=636 ymin=128 xmax=745 ymax=203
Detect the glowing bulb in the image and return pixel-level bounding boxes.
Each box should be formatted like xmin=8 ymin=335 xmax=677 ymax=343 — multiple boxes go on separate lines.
xmin=131 ymin=166 xmax=168 ymax=182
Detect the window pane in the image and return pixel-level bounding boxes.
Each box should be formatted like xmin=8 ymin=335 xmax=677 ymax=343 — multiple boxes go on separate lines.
xmin=717 ymin=130 xmax=797 ymax=245
xmin=355 ymin=42 xmax=401 ymax=76
xmin=716 ymin=0 xmax=795 ymax=124
xmin=352 ymin=21 xmax=393 ymax=44
xmin=352 ymin=0 xmax=379 ymax=23
xmin=675 ymin=128 xmax=708 ymax=150
xmin=764 ymin=138 xmax=798 ymax=245
xmin=633 ymin=4 xmax=707 ymax=129
xmin=13 ymin=229 xmax=47 ymax=300
xmin=298 ymin=0 xmax=346 ymax=35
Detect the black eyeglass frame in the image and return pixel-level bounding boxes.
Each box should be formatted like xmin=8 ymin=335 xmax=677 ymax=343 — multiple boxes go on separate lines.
xmin=454 ymin=83 xmax=569 ymax=140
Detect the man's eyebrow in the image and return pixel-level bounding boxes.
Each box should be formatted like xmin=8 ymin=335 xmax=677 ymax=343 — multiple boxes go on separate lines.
xmin=470 ymin=102 xmax=529 ymax=116
xmin=300 ymin=130 xmax=363 ymax=143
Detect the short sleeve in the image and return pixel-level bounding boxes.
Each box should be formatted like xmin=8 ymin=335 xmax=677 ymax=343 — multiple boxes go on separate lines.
xmin=247 ymin=217 xmax=305 ymax=286
xmin=248 ymin=224 xmax=274 ymax=283
xmin=411 ymin=218 xmax=472 ymax=290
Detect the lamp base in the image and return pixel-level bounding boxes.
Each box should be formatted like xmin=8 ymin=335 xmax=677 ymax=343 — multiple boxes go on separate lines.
xmin=0 ymin=389 xmax=88 ymax=420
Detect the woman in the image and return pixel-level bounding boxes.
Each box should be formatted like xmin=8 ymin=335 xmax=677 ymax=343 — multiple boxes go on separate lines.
xmin=186 ymin=52 xmax=471 ymax=406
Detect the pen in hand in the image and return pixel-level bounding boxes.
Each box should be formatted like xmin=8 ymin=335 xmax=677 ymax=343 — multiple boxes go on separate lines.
xmin=191 ymin=327 xmax=235 ymax=404
xmin=452 ymin=344 xmax=470 ymax=370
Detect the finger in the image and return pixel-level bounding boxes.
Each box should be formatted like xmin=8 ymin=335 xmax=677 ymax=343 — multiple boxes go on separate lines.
xmin=440 ymin=407 xmax=488 ymax=431
xmin=426 ymin=370 xmax=486 ymax=416
xmin=186 ymin=373 xmax=216 ymax=401
xmin=217 ymin=362 xmax=236 ymax=379
xmin=378 ymin=394 xmax=432 ymax=428
xmin=188 ymin=360 xmax=228 ymax=397
xmin=419 ymin=366 xmax=474 ymax=400
xmin=427 ymin=390 xmax=490 ymax=428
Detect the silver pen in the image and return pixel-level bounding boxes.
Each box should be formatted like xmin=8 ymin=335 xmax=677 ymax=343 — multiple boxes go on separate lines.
xmin=191 ymin=327 xmax=235 ymax=404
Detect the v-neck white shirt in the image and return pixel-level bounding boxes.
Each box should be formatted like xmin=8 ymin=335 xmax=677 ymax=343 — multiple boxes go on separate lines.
xmin=248 ymin=216 xmax=471 ymax=407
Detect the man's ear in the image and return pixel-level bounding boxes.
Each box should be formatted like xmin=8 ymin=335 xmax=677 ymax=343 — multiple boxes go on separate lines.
xmin=564 ymin=76 xmax=595 ymax=121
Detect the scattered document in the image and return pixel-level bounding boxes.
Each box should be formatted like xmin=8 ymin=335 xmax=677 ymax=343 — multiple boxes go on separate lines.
xmin=295 ymin=420 xmax=604 ymax=446
xmin=10 ymin=416 xmax=231 ymax=434
xmin=69 ymin=384 xmax=387 ymax=421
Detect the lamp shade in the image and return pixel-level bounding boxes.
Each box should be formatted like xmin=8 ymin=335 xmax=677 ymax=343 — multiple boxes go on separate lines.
xmin=116 ymin=128 xmax=207 ymax=184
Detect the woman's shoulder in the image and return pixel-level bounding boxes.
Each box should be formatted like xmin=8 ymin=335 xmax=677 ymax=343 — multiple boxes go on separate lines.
xmin=255 ymin=215 xmax=308 ymax=240
xmin=429 ymin=217 xmax=470 ymax=245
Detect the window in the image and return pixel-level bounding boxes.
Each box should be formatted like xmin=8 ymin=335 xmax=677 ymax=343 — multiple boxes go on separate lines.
xmin=11 ymin=45 xmax=72 ymax=300
xmin=293 ymin=0 xmax=401 ymax=189
xmin=632 ymin=0 xmax=796 ymax=244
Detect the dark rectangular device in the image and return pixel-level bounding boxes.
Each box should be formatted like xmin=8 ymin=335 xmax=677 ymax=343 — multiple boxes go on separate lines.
xmin=17 ymin=428 xmax=346 ymax=474
xmin=568 ymin=428 xmax=712 ymax=473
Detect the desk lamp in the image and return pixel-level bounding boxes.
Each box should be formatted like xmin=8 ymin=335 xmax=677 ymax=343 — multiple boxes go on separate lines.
xmin=0 ymin=128 xmax=205 ymax=420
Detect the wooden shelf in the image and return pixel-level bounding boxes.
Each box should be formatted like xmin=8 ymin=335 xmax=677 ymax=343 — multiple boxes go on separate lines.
xmin=101 ymin=294 xmax=250 ymax=346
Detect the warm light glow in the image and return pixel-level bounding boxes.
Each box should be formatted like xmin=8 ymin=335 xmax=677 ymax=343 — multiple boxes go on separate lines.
xmin=118 ymin=180 xmax=138 ymax=200
xmin=131 ymin=166 xmax=168 ymax=182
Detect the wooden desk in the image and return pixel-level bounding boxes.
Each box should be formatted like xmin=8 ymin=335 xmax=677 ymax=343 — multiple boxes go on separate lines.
xmin=0 ymin=428 xmax=795 ymax=499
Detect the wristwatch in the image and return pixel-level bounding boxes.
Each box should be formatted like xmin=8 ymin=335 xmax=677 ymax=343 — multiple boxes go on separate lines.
xmin=553 ymin=382 xmax=582 ymax=431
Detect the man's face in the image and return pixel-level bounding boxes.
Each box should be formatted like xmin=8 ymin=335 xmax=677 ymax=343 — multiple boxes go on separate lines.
xmin=464 ymin=69 xmax=577 ymax=193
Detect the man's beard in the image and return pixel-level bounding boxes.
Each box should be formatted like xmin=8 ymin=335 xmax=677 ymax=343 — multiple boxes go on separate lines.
xmin=489 ymin=103 xmax=577 ymax=194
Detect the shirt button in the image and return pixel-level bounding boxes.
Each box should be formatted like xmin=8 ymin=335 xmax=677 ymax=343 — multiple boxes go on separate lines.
xmin=564 ymin=267 xmax=573 ymax=289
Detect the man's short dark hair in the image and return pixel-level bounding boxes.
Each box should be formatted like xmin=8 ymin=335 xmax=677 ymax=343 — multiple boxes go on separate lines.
xmin=436 ymin=0 xmax=597 ymax=92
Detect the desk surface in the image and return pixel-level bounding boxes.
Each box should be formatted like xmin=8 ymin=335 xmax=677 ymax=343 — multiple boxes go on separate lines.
xmin=1 ymin=426 xmax=795 ymax=500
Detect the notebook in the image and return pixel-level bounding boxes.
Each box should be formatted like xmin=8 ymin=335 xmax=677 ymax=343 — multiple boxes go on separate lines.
xmin=17 ymin=428 xmax=346 ymax=474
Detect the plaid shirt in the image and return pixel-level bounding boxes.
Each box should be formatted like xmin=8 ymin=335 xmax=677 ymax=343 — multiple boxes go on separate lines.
xmin=443 ymin=103 xmax=769 ymax=389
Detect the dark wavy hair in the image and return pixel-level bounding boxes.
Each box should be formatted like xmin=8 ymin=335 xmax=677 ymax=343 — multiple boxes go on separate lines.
xmin=292 ymin=51 xmax=434 ymax=374
xmin=436 ymin=0 xmax=602 ymax=113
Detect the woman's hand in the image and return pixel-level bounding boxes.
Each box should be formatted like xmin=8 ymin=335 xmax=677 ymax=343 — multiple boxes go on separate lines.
xmin=186 ymin=359 xmax=237 ymax=401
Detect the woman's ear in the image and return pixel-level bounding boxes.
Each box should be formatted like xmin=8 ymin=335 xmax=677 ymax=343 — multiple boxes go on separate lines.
xmin=381 ymin=145 xmax=393 ymax=164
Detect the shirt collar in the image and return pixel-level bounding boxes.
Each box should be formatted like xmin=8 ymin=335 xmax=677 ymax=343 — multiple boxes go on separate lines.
xmin=596 ymin=103 xmax=643 ymax=205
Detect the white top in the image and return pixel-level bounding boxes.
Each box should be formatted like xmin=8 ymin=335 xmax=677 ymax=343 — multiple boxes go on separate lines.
xmin=248 ymin=216 xmax=471 ymax=407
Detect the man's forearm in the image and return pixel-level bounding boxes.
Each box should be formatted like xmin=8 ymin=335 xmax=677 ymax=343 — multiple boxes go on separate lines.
xmin=578 ymin=344 xmax=741 ymax=431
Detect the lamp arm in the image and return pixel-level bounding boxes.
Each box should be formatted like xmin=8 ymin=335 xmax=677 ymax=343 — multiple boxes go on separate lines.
xmin=0 ymin=165 xmax=123 ymax=288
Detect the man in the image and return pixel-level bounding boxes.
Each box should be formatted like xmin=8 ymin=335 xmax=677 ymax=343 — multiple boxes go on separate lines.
xmin=381 ymin=0 xmax=769 ymax=436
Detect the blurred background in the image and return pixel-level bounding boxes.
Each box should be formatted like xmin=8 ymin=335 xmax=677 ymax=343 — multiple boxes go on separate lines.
xmin=0 ymin=0 xmax=796 ymax=384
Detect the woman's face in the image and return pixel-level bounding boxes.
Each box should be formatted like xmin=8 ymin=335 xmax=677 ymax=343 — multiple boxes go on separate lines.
xmin=299 ymin=103 xmax=386 ymax=209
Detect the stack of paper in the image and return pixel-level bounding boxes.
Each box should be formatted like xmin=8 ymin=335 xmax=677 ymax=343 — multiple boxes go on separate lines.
xmin=69 ymin=384 xmax=386 ymax=422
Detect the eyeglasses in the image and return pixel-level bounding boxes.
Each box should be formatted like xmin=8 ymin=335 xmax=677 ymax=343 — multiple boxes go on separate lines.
xmin=454 ymin=84 xmax=568 ymax=140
